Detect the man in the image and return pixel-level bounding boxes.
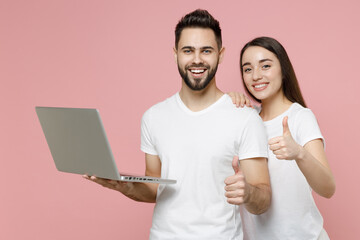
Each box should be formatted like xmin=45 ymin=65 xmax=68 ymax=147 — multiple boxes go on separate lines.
xmin=85 ymin=9 xmax=271 ymax=239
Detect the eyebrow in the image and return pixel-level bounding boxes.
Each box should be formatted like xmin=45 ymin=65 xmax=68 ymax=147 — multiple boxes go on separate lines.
xmin=180 ymin=46 xmax=215 ymax=50
xmin=241 ymin=58 xmax=273 ymax=67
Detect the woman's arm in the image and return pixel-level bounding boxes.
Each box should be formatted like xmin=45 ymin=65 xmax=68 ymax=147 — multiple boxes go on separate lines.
xmin=269 ymin=116 xmax=336 ymax=198
xmin=295 ymin=139 xmax=335 ymax=198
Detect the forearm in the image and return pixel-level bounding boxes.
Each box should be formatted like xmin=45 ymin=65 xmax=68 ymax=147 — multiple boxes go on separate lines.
xmin=85 ymin=175 xmax=158 ymax=203
xmin=295 ymin=148 xmax=335 ymax=198
xmin=120 ymin=182 xmax=158 ymax=203
xmin=244 ymin=183 xmax=271 ymax=215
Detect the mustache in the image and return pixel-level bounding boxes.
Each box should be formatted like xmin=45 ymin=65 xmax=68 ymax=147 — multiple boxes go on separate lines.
xmin=185 ymin=63 xmax=210 ymax=70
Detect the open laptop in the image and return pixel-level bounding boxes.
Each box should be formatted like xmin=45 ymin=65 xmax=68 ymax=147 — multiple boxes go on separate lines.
xmin=35 ymin=106 xmax=176 ymax=184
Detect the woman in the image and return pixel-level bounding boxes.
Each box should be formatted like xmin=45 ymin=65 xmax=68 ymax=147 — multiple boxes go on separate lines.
xmin=230 ymin=37 xmax=335 ymax=240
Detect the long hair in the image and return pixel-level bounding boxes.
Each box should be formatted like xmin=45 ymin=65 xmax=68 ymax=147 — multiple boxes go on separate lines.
xmin=240 ymin=37 xmax=306 ymax=107
xmin=175 ymin=9 xmax=222 ymax=50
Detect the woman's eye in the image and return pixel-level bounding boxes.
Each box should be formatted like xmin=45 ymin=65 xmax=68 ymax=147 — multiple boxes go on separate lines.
xmin=263 ymin=64 xmax=271 ymax=69
xmin=243 ymin=68 xmax=252 ymax=73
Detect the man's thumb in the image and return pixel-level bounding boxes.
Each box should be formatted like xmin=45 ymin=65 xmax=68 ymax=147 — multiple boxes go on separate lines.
xmin=232 ymin=156 xmax=240 ymax=174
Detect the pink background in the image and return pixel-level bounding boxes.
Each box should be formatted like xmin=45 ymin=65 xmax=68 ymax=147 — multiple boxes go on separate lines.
xmin=1 ymin=0 xmax=359 ymax=239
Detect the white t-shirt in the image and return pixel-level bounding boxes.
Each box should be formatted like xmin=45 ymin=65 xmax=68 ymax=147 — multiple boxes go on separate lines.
xmin=141 ymin=93 xmax=268 ymax=240
xmin=241 ymin=103 xmax=329 ymax=240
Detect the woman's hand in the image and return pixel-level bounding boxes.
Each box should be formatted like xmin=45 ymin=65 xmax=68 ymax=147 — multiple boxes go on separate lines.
xmin=227 ymin=92 xmax=253 ymax=108
xmin=268 ymin=116 xmax=303 ymax=160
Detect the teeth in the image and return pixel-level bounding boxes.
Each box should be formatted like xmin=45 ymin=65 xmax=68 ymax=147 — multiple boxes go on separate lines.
xmin=190 ymin=69 xmax=205 ymax=73
xmin=254 ymin=84 xmax=267 ymax=89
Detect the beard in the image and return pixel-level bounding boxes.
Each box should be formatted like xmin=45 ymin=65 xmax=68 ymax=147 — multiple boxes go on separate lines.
xmin=178 ymin=62 xmax=219 ymax=91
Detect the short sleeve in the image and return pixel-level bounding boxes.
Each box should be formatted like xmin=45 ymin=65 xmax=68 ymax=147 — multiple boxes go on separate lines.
xmin=294 ymin=108 xmax=325 ymax=147
xmin=140 ymin=109 xmax=158 ymax=155
xmin=238 ymin=111 xmax=268 ymax=160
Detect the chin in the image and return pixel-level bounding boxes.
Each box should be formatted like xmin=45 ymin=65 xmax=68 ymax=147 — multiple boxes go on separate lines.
xmin=252 ymin=94 xmax=267 ymax=101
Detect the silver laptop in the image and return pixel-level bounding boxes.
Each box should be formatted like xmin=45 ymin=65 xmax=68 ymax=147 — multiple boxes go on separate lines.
xmin=35 ymin=106 xmax=176 ymax=184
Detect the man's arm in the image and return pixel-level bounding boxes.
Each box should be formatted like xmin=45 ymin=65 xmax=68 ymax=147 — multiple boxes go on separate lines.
xmin=225 ymin=156 xmax=271 ymax=215
xmin=84 ymin=153 xmax=161 ymax=203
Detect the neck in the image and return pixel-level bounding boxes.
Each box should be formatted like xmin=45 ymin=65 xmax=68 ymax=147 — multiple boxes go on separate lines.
xmin=179 ymin=78 xmax=224 ymax=112
xmin=260 ymin=90 xmax=293 ymax=121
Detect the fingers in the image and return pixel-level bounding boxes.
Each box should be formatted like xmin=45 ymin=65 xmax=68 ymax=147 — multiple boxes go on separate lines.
xmin=272 ymin=149 xmax=285 ymax=158
xmin=227 ymin=92 xmax=237 ymax=105
xmin=83 ymin=175 xmax=124 ymax=190
xmin=275 ymin=155 xmax=286 ymax=160
xmin=225 ymin=185 xmax=245 ymax=205
xmin=272 ymin=149 xmax=291 ymax=160
xmin=224 ymin=179 xmax=245 ymax=191
xmin=227 ymin=92 xmax=252 ymax=108
xmin=268 ymin=137 xmax=287 ymax=159
xmin=224 ymin=173 xmax=244 ymax=185
xmin=227 ymin=197 xmax=245 ymax=205
xmin=225 ymin=155 xmax=246 ymax=205
xmin=268 ymin=136 xmax=282 ymax=145
xmin=224 ymin=175 xmax=246 ymax=205
xmin=239 ymin=94 xmax=245 ymax=108
xmin=269 ymin=142 xmax=282 ymax=151
xmin=244 ymin=95 xmax=253 ymax=108
xmin=233 ymin=93 xmax=242 ymax=108
xmin=239 ymin=93 xmax=252 ymax=108
xmin=90 ymin=176 xmax=112 ymax=186
xmin=225 ymin=189 xmax=245 ymax=199
xmin=268 ymin=117 xmax=299 ymax=160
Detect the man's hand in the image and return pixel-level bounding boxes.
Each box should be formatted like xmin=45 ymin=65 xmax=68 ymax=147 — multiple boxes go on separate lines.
xmin=224 ymin=156 xmax=248 ymax=205
xmin=83 ymin=175 xmax=133 ymax=194
xmin=83 ymin=154 xmax=161 ymax=203
xmin=268 ymin=116 xmax=303 ymax=160
xmin=227 ymin=92 xmax=253 ymax=108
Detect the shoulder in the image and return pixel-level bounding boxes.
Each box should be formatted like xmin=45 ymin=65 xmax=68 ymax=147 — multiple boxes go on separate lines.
xmin=288 ymin=103 xmax=324 ymax=146
xmin=221 ymin=94 xmax=260 ymax=118
xmin=289 ymin=103 xmax=318 ymax=125
xmin=217 ymin=97 xmax=264 ymax=133
xmin=142 ymin=94 xmax=177 ymax=120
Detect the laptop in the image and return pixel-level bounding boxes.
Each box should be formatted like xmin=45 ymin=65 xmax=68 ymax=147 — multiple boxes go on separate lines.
xmin=35 ymin=106 xmax=176 ymax=184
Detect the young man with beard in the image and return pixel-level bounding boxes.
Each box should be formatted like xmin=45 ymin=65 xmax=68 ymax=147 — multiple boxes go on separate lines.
xmin=85 ymin=9 xmax=271 ymax=239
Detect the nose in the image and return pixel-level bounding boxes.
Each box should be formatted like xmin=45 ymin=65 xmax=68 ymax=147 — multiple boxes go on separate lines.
xmin=192 ymin=50 xmax=203 ymax=64
xmin=252 ymin=67 xmax=262 ymax=81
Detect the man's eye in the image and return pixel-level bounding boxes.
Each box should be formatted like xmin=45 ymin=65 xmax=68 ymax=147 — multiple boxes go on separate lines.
xmin=183 ymin=50 xmax=192 ymax=54
xmin=203 ymin=50 xmax=211 ymax=54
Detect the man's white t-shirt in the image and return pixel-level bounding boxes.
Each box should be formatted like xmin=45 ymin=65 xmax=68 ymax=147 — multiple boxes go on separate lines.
xmin=241 ymin=103 xmax=329 ymax=240
xmin=141 ymin=93 xmax=268 ymax=240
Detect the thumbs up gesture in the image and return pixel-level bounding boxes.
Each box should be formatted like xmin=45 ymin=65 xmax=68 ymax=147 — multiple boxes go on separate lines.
xmin=224 ymin=156 xmax=248 ymax=205
xmin=268 ymin=116 xmax=302 ymax=160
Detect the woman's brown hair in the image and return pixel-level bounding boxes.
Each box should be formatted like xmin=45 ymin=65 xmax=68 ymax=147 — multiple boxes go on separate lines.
xmin=240 ymin=37 xmax=307 ymax=107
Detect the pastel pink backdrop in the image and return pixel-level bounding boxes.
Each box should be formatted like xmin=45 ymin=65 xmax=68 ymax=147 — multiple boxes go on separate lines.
xmin=1 ymin=0 xmax=358 ymax=239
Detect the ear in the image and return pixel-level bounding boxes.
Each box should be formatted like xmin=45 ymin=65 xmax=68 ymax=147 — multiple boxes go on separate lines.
xmin=173 ymin=47 xmax=178 ymax=64
xmin=218 ymin=47 xmax=225 ymax=64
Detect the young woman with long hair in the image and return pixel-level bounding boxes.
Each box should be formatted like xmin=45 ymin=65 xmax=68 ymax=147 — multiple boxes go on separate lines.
xmin=230 ymin=37 xmax=335 ymax=240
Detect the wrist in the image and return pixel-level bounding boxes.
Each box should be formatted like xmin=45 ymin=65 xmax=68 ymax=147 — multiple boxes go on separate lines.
xmin=295 ymin=145 xmax=306 ymax=162
xmin=243 ymin=183 xmax=271 ymax=215
xmin=243 ymin=182 xmax=251 ymax=204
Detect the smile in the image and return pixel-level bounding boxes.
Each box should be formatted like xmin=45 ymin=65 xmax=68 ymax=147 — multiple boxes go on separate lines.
xmin=253 ymin=83 xmax=269 ymax=91
xmin=188 ymin=68 xmax=207 ymax=78
xmin=190 ymin=69 xmax=205 ymax=73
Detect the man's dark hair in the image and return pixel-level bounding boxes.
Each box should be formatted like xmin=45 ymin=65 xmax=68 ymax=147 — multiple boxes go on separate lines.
xmin=175 ymin=9 xmax=222 ymax=50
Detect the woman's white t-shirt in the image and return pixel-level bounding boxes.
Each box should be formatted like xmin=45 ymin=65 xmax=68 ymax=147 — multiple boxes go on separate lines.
xmin=241 ymin=103 xmax=329 ymax=240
